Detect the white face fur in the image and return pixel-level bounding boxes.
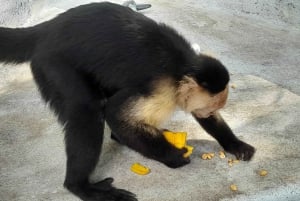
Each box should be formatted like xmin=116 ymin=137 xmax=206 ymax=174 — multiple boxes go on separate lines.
xmin=191 ymin=85 xmax=228 ymax=118
xmin=177 ymin=76 xmax=229 ymax=118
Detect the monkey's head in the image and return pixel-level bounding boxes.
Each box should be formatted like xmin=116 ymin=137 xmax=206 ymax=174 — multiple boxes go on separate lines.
xmin=177 ymin=55 xmax=230 ymax=118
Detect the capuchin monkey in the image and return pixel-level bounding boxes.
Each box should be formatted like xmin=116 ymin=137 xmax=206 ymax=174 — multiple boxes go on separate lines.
xmin=0 ymin=2 xmax=255 ymax=201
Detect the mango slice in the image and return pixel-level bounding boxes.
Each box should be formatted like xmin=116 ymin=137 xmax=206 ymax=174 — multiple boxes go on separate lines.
xmin=130 ymin=163 xmax=150 ymax=175
xmin=163 ymin=131 xmax=193 ymax=158
xmin=183 ymin=145 xmax=194 ymax=158
xmin=163 ymin=131 xmax=187 ymax=148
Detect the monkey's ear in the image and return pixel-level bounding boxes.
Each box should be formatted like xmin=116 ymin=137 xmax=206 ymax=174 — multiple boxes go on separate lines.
xmin=177 ymin=76 xmax=199 ymax=110
xmin=181 ymin=76 xmax=198 ymax=88
xmin=178 ymin=76 xmax=200 ymax=96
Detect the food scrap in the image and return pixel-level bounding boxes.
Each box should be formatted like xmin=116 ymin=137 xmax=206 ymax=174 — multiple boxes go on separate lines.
xmin=183 ymin=145 xmax=194 ymax=158
xmin=163 ymin=131 xmax=194 ymax=158
xmin=230 ymin=184 xmax=238 ymax=191
xmin=228 ymin=158 xmax=239 ymax=167
xmin=259 ymin=170 xmax=268 ymax=177
xmin=163 ymin=131 xmax=187 ymax=149
xmin=201 ymin=153 xmax=215 ymax=160
xmin=130 ymin=163 xmax=150 ymax=175
xmin=219 ymin=151 xmax=226 ymax=158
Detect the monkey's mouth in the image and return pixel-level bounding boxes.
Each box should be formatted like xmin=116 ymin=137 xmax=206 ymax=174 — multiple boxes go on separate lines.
xmin=192 ymin=109 xmax=215 ymax=119
xmin=197 ymin=113 xmax=213 ymax=119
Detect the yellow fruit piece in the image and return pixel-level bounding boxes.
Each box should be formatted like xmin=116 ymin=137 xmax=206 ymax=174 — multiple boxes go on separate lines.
xmin=163 ymin=131 xmax=187 ymax=148
xmin=259 ymin=170 xmax=268 ymax=176
xmin=183 ymin=145 xmax=194 ymax=158
xmin=130 ymin=163 xmax=150 ymax=175
xmin=230 ymin=184 xmax=238 ymax=191
xmin=163 ymin=131 xmax=193 ymax=157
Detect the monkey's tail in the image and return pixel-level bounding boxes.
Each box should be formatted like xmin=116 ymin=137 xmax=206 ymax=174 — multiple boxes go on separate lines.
xmin=0 ymin=27 xmax=38 ymax=63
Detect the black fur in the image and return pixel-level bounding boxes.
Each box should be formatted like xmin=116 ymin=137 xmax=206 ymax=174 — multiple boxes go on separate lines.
xmin=0 ymin=27 xmax=38 ymax=63
xmin=193 ymin=114 xmax=255 ymax=161
xmin=0 ymin=2 xmax=254 ymax=201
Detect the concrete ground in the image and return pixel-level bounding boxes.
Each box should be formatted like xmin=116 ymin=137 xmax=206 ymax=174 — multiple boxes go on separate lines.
xmin=0 ymin=0 xmax=299 ymax=201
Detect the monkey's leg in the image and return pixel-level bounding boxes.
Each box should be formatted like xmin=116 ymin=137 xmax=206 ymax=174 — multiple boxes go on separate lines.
xmin=105 ymin=89 xmax=190 ymax=168
xmin=193 ymin=112 xmax=255 ymax=161
xmin=31 ymin=58 xmax=137 ymax=201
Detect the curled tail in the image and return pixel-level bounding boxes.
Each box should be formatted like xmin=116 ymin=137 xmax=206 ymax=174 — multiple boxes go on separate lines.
xmin=0 ymin=27 xmax=38 ymax=63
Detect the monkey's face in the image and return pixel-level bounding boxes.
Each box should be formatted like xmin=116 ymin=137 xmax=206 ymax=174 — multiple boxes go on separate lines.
xmin=190 ymin=85 xmax=228 ymax=118
xmin=177 ymin=76 xmax=228 ymax=118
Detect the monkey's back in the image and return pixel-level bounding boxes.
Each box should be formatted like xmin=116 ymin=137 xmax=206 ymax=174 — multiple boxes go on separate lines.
xmin=34 ymin=2 xmax=195 ymax=92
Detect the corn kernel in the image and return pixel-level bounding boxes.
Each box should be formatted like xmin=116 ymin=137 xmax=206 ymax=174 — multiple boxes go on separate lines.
xmin=219 ymin=151 xmax=226 ymax=158
xmin=259 ymin=170 xmax=268 ymax=176
xmin=230 ymin=184 xmax=238 ymax=191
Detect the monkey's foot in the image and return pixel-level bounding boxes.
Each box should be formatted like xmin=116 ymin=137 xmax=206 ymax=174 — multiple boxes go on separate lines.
xmin=65 ymin=178 xmax=137 ymax=201
xmin=224 ymin=140 xmax=256 ymax=161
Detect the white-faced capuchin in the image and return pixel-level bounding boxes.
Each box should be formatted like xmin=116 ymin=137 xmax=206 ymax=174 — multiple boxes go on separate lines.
xmin=0 ymin=2 xmax=255 ymax=201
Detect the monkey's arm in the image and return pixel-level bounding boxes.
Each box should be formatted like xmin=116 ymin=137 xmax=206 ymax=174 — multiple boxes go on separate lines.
xmin=105 ymin=88 xmax=190 ymax=168
xmin=193 ymin=112 xmax=255 ymax=161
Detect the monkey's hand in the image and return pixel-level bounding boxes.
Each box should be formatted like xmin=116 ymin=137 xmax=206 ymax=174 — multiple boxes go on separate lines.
xmin=224 ymin=140 xmax=256 ymax=161
xmin=161 ymin=145 xmax=191 ymax=168
xmin=160 ymin=130 xmax=192 ymax=168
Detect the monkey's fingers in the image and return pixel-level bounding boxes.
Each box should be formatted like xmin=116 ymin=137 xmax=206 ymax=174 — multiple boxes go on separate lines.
xmin=225 ymin=140 xmax=256 ymax=161
xmin=164 ymin=147 xmax=191 ymax=168
xmin=92 ymin=178 xmax=114 ymax=190
xmin=91 ymin=178 xmax=137 ymax=201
